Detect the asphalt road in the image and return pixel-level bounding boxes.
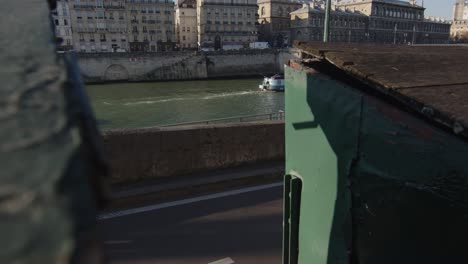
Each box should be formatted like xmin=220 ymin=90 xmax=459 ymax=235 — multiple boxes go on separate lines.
xmin=99 ymin=183 xmax=284 ymax=264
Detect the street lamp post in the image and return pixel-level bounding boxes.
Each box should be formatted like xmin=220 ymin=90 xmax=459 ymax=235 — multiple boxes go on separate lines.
xmin=324 ymin=0 xmax=332 ymax=42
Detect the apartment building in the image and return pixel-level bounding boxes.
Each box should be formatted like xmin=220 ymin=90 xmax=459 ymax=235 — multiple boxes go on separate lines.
xmin=197 ymin=0 xmax=258 ymax=50
xmin=176 ymin=0 xmax=198 ymax=49
xmin=126 ymin=0 xmax=175 ymax=52
xmin=69 ymin=0 xmax=128 ymax=52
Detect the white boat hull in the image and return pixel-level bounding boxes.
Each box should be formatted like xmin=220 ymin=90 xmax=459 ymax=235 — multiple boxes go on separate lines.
xmin=259 ymin=75 xmax=285 ymax=92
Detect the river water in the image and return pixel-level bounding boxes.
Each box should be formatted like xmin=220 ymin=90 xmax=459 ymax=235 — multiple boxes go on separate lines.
xmin=86 ymin=78 xmax=285 ymax=130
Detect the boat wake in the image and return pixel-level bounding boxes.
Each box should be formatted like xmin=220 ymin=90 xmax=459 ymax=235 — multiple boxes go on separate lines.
xmin=123 ymin=91 xmax=258 ymax=106
xmin=123 ymin=97 xmax=187 ymax=106
xmin=201 ymin=91 xmax=257 ymax=100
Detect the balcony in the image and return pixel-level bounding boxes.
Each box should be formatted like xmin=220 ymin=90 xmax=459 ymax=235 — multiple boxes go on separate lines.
xmin=73 ymin=4 xmax=95 ymax=9
xmin=131 ymin=20 xmax=139 ymax=24
xmin=104 ymin=5 xmax=125 ymax=10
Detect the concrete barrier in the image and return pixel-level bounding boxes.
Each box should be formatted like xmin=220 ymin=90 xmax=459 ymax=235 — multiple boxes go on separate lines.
xmin=102 ymin=121 xmax=285 ymax=184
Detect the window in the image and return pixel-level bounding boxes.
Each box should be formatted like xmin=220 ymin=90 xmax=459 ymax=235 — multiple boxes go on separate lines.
xmin=79 ymin=33 xmax=84 ymax=41
xmin=64 ymin=19 xmax=68 ymax=26
xmin=183 ymin=36 xmax=186 ymax=40
xmin=54 ymin=19 xmax=59 ymax=26
xmin=100 ymin=33 xmax=106 ymax=41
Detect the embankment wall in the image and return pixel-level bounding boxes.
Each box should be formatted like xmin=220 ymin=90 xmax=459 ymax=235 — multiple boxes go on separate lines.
xmin=102 ymin=121 xmax=285 ymax=184
xmin=74 ymin=49 xmax=298 ymax=83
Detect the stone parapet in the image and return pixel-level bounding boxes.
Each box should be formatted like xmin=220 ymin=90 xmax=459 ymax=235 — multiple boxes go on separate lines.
xmin=102 ymin=121 xmax=285 ymax=184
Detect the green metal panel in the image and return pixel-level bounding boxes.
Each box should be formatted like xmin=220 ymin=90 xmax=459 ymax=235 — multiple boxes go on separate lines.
xmin=284 ymin=65 xmax=362 ymax=264
xmin=284 ymin=62 xmax=468 ymax=264
xmin=352 ymin=95 xmax=468 ymax=264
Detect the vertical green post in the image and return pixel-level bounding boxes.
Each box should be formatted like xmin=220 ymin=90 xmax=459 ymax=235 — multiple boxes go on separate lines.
xmin=324 ymin=0 xmax=332 ymax=42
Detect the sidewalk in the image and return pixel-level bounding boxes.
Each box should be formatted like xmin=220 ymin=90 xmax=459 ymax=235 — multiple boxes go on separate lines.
xmin=105 ymin=161 xmax=284 ymax=211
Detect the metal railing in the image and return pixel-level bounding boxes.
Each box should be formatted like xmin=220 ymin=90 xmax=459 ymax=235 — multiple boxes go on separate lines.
xmin=160 ymin=111 xmax=285 ymax=127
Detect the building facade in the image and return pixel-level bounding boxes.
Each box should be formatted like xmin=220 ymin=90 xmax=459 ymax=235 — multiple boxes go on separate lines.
xmin=451 ymin=0 xmax=468 ymax=40
xmin=69 ymin=0 xmax=128 ymax=53
xmin=52 ymin=0 xmax=74 ymax=51
xmin=126 ymin=0 xmax=175 ymax=52
xmin=454 ymin=0 xmax=468 ymax=20
xmin=197 ymin=0 xmax=258 ymax=50
xmin=257 ymin=0 xmax=302 ymax=47
xmin=176 ymin=0 xmax=198 ymax=49
xmin=290 ymin=0 xmax=450 ymax=44
xmin=290 ymin=2 xmax=368 ymax=43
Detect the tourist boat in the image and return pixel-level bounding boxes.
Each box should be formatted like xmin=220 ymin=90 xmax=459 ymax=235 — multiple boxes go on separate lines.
xmin=259 ymin=74 xmax=285 ymax=92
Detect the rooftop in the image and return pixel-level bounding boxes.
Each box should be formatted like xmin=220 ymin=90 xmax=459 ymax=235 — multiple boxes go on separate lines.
xmin=290 ymin=3 xmax=367 ymax=16
xmin=293 ymin=41 xmax=468 ymax=139
xmin=336 ymin=0 xmax=424 ymax=9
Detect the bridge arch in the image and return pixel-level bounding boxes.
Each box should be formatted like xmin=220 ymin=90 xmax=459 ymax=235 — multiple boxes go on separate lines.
xmin=104 ymin=64 xmax=129 ymax=81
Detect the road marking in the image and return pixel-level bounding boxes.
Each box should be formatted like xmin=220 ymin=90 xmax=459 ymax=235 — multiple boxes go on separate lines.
xmin=208 ymin=257 xmax=235 ymax=264
xmin=104 ymin=240 xmax=133 ymax=245
xmin=98 ymin=182 xmax=282 ymax=220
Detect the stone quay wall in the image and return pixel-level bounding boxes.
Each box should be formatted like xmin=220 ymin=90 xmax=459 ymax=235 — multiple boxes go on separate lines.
xmin=73 ymin=49 xmax=297 ymax=83
xmin=102 ymin=121 xmax=285 ymax=184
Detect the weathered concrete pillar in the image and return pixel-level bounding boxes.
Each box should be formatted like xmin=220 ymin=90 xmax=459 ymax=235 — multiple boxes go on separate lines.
xmin=0 ymin=1 xmax=107 ymax=263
